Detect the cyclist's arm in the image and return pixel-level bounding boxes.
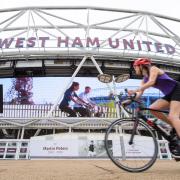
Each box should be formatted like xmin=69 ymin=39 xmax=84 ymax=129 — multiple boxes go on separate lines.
xmin=87 ymin=98 xmax=96 ymax=106
xmin=76 ymin=95 xmax=90 ymax=106
xmin=69 ymin=92 xmax=84 ymax=105
xmin=136 ymin=66 xmax=159 ymax=92
xmin=127 ymin=80 xmax=144 ymax=100
xmin=135 ymin=90 xmax=143 ymax=99
xmin=78 ymin=93 xmax=94 ymax=107
xmin=76 ymin=96 xmax=86 ymax=104
xmin=70 ymin=96 xmax=81 ymax=105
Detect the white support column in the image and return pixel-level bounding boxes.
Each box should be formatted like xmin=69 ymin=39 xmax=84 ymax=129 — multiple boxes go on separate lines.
xmin=118 ymin=126 xmax=122 ymax=134
xmin=15 ymin=141 xmax=21 ymax=160
xmin=20 ymin=128 xmax=25 ymax=139
xmin=34 ymin=129 xmax=41 ymax=136
xmin=112 ymin=76 xmax=120 ymax=118
xmin=3 ymin=142 xmax=8 ymax=159
xmin=90 ymin=56 xmax=112 ymax=91
xmin=69 ymin=127 xmax=72 ymax=133
xmin=2 ymin=129 xmax=8 ymax=136
xmin=90 ymin=56 xmax=104 ymax=74
xmin=85 ymin=8 xmax=90 ymax=40
xmin=17 ymin=129 xmax=21 ymax=139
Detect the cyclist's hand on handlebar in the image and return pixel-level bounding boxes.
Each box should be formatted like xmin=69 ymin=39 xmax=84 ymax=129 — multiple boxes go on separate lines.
xmin=83 ymin=103 xmax=94 ymax=109
xmin=125 ymin=88 xmax=137 ymax=100
xmin=127 ymin=89 xmax=137 ymax=96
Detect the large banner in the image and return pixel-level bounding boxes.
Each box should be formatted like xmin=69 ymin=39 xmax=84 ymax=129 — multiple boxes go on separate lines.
xmin=29 ymin=134 xmax=171 ymax=159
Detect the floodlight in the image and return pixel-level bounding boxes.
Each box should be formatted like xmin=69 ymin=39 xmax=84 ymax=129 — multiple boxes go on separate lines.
xmin=97 ymin=74 xmax=112 ymax=83
xmin=115 ymin=74 xmax=130 ymax=83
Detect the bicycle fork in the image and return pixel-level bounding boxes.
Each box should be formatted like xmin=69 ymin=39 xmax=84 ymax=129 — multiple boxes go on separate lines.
xmin=129 ymin=118 xmax=139 ymax=145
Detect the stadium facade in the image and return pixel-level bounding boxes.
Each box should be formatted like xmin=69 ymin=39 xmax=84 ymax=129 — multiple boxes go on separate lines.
xmin=0 ymin=6 xmax=180 ymax=141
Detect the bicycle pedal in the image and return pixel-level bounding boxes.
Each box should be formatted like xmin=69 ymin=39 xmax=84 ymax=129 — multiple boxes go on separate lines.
xmin=174 ymin=158 xmax=180 ymax=162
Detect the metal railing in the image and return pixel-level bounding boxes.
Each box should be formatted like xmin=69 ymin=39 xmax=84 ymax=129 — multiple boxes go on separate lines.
xmin=1 ymin=104 xmax=118 ymax=118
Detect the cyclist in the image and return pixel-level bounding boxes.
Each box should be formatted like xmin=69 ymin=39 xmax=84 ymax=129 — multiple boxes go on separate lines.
xmin=127 ymin=57 xmax=180 ymax=156
xmin=59 ymin=82 xmax=88 ymax=117
xmin=74 ymin=86 xmax=96 ymax=117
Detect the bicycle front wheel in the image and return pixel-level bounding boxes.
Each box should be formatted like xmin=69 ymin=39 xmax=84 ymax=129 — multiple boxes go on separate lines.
xmin=105 ymin=118 xmax=158 ymax=172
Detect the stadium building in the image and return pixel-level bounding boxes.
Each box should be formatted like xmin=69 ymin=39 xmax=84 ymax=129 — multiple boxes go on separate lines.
xmin=0 ymin=7 xmax=179 ymax=160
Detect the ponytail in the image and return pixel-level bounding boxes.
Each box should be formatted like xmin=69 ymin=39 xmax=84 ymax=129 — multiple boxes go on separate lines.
xmin=142 ymin=64 xmax=151 ymax=76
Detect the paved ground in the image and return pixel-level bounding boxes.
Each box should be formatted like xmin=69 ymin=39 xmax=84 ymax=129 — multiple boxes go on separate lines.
xmin=0 ymin=160 xmax=180 ymax=180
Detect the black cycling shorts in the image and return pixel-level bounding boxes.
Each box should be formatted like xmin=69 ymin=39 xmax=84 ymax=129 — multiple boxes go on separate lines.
xmin=162 ymin=82 xmax=180 ymax=102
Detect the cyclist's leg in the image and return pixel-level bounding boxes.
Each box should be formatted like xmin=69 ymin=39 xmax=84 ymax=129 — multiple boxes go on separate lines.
xmin=167 ymin=83 xmax=180 ymax=156
xmin=60 ymin=106 xmax=77 ymax=117
xmin=168 ymin=101 xmax=180 ymax=137
xmin=168 ymin=101 xmax=180 ymax=156
xmin=168 ymin=82 xmax=180 ymax=137
xmin=85 ymin=108 xmax=91 ymax=117
xmin=149 ymin=99 xmax=171 ymax=125
xmin=79 ymin=107 xmax=91 ymax=117
xmin=74 ymin=107 xmax=87 ymax=117
xmin=81 ymin=107 xmax=91 ymax=117
xmin=95 ymin=106 xmax=103 ymax=117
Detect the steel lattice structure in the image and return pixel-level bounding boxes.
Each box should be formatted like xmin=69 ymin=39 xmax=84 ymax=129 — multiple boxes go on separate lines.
xmin=0 ymin=6 xmax=180 ymax=79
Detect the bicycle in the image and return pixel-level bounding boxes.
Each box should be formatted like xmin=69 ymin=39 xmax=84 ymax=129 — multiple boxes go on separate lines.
xmin=97 ymin=74 xmax=180 ymax=173
xmin=75 ymin=102 xmax=104 ymax=117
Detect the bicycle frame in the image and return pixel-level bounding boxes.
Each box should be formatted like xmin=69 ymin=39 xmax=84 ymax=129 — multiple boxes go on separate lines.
xmin=134 ymin=107 xmax=171 ymax=142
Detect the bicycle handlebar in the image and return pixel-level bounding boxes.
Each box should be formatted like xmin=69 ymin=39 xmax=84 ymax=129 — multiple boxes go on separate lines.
xmin=124 ymin=88 xmax=137 ymax=100
xmin=121 ymin=88 xmax=143 ymax=107
xmin=123 ymin=88 xmax=169 ymax=114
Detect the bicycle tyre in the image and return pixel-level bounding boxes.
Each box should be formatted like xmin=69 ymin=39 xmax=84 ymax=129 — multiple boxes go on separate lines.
xmin=105 ymin=118 xmax=158 ymax=172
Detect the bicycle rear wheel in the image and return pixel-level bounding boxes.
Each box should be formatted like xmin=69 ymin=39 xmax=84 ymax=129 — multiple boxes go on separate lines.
xmin=105 ymin=118 xmax=158 ymax=172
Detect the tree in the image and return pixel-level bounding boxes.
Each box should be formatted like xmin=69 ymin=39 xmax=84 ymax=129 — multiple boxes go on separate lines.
xmin=7 ymin=77 xmax=34 ymax=104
